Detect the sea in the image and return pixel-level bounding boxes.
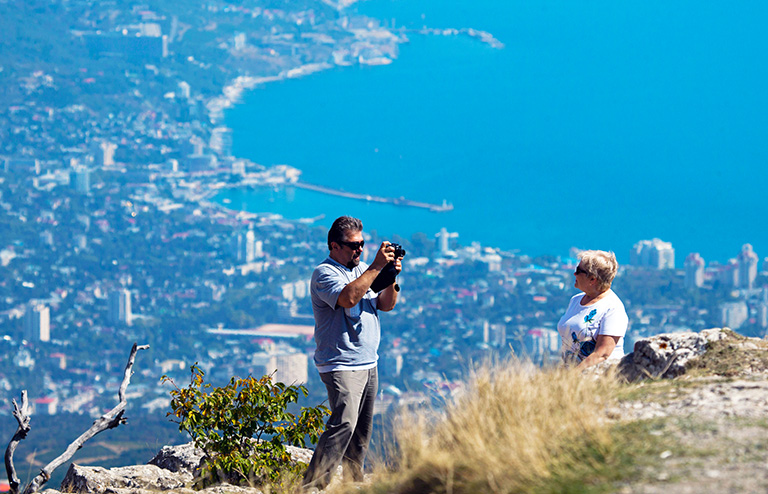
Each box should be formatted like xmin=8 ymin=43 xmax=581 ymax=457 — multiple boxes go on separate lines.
xmin=215 ymin=0 xmax=768 ymax=265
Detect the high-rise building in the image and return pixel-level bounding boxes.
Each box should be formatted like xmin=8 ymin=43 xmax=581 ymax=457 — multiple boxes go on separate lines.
xmin=74 ymin=234 xmax=88 ymax=250
xmin=488 ymin=323 xmax=506 ymax=347
xmin=630 ymin=238 xmax=675 ymax=269
xmin=251 ymin=352 xmax=308 ymax=385
xmin=274 ymin=353 xmax=308 ymax=385
xmin=24 ymin=304 xmax=50 ymax=342
xmin=40 ymin=230 xmax=54 ymax=247
xmin=684 ymin=253 xmax=705 ymax=289
xmin=109 ymin=289 xmax=132 ymax=326
xmin=234 ymin=229 xmax=262 ymax=263
xmin=210 ymin=127 xmax=233 ymax=156
xmin=178 ymin=81 xmax=191 ymax=100
xmin=523 ymin=328 xmax=560 ymax=364
xmin=737 ymin=243 xmax=759 ymax=289
xmin=436 ymin=227 xmax=458 ymax=257
xmin=96 ymin=141 xmax=117 ymax=167
xmin=718 ymin=259 xmax=739 ymax=289
xmin=71 ymin=166 xmax=90 ymax=194
xmin=758 ymin=302 xmax=768 ymax=329
xmin=721 ymin=301 xmax=748 ymax=329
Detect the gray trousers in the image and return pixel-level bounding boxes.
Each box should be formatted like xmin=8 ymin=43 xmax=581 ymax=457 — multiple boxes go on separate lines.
xmin=303 ymin=367 xmax=378 ymax=488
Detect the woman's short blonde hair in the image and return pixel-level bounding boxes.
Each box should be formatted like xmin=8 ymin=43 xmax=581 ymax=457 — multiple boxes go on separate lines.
xmin=578 ymin=250 xmax=619 ymax=292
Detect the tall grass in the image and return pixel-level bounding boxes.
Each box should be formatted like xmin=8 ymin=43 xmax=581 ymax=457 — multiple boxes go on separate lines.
xmin=344 ymin=362 xmax=622 ymax=494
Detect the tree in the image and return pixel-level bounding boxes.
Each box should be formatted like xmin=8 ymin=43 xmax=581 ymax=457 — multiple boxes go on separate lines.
xmin=163 ymin=365 xmax=329 ymax=488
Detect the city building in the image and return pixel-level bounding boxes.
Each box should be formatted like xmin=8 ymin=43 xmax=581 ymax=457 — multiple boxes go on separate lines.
xmin=758 ymin=302 xmax=768 ymax=329
xmin=108 ymin=289 xmax=133 ymax=326
xmin=737 ymin=243 xmax=759 ymax=289
xmin=489 ymin=323 xmax=506 ymax=347
xmin=178 ymin=81 xmax=191 ymax=100
xmin=96 ymin=141 xmax=117 ymax=167
xmin=281 ymin=279 xmax=310 ymax=301
xmin=234 ymin=228 xmax=262 ymax=263
xmin=24 ymin=304 xmax=50 ymax=342
xmin=82 ymin=26 xmax=168 ymax=60
xmin=71 ymin=166 xmax=90 ymax=194
xmin=380 ymin=351 xmax=404 ymax=378
xmin=3 ymin=158 xmax=41 ymax=174
xmin=184 ymin=154 xmax=218 ymax=172
xmin=209 ymin=127 xmax=233 ymax=156
xmin=436 ymin=227 xmax=458 ymax=257
xmin=720 ymin=301 xmax=748 ymax=329
xmin=630 ymin=238 xmax=675 ymax=269
xmin=523 ymin=328 xmax=560 ymax=364
xmin=33 ymin=397 xmax=58 ymax=415
xmin=684 ymin=253 xmax=705 ymax=289
xmin=718 ymin=259 xmax=739 ymax=289
xmin=274 ymin=353 xmax=308 ymax=385
xmin=250 ymin=352 xmax=308 ymax=385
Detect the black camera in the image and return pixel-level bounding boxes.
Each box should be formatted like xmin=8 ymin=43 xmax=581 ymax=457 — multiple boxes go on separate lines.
xmin=390 ymin=242 xmax=406 ymax=259
xmin=370 ymin=242 xmax=406 ymax=293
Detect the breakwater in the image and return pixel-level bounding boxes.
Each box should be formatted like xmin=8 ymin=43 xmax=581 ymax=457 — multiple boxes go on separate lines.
xmin=294 ymin=181 xmax=454 ymax=213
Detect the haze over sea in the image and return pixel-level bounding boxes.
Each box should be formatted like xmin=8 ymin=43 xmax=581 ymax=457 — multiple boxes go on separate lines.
xmin=217 ymin=0 xmax=768 ymax=265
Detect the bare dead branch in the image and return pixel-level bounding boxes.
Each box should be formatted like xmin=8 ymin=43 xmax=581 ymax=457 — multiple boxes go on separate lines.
xmin=21 ymin=343 xmax=149 ymax=494
xmin=5 ymin=390 xmax=30 ymax=494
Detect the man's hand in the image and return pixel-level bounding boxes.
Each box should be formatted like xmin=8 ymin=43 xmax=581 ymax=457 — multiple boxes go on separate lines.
xmin=370 ymin=241 xmax=396 ymax=270
xmin=393 ymin=257 xmax=402 ymax=274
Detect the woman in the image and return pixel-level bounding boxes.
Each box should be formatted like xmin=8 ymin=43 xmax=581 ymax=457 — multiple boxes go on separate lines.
xmin=557 ymin=250 xmax=628 ymax=369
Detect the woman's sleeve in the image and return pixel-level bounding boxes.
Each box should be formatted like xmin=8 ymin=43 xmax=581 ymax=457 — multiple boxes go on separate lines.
xmin=598 ymin=304 xmax=628 ymax=338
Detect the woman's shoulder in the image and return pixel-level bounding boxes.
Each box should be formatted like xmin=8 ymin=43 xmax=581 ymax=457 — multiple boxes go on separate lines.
xmin=602 ymin=289 xmax=627 ymax=309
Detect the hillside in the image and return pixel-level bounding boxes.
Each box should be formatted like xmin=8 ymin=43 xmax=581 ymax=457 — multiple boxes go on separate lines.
xmin=24 ymin=328 xmax=768 ymax=494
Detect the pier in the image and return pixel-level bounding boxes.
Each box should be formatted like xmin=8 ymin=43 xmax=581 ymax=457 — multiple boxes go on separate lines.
xmin=293 ymin=181 xmax=454 ymax=213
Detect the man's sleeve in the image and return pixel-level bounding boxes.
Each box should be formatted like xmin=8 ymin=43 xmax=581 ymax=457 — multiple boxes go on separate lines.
xmin=312 ymin=265 xmax=346 ymax=309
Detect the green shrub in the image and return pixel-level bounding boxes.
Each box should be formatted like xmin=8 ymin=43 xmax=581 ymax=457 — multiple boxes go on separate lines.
xmin=162 ymin=365 xmax=329 ymax=488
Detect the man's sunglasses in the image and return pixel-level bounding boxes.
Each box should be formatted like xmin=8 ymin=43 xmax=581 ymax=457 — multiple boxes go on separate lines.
xmin=338 ymin=240 xmax=365 ymax=250
xmin=575 ymin=266 xmax=591 ymax=276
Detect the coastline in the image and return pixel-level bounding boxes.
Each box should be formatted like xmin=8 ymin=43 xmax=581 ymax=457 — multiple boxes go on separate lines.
xmin=205 ymin=22 xmax=503 ymax=123
xmin=201 ymin=7 xmax=509 ymax=243
xmin=206 ymin=63 xmax=334 ymax=123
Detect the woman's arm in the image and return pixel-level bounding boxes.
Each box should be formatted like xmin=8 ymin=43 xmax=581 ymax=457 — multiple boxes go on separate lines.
xmin=576 ymin=334 xmax=619 ymax=370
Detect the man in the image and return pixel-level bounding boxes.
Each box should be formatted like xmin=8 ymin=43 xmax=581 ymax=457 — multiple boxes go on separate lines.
xmin=303 ymin=216 xmax=402 ymax=489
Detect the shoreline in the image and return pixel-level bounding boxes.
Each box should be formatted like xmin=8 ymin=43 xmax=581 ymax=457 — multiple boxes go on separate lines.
xmin=205 ymin=23 xmax=503 ymax=123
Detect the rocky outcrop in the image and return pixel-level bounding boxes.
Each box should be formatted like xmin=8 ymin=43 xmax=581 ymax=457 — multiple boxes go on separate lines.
xmin=146 ymin=441 xmax=313 ymax=474
xmin=604 ymin=327 xmax=768 ymax=382
xmin=148 ymin=442 xmax=206 ymax=477
xmin=616 ymin=328 xmax=730 ymax=380
xmin=59 ymin=464 xmax=191 ymax=494
xmin=47 ymin=442 xmax=314 ymax=494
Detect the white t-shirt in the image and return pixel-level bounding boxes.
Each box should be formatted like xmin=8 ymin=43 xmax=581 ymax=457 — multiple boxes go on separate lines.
xmin=557 ymin=290 xmax=628 ymax=363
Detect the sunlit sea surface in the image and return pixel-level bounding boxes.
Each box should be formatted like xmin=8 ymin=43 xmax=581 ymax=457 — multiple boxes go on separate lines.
xmin=216 ymin=0 xmax=768 ymax=265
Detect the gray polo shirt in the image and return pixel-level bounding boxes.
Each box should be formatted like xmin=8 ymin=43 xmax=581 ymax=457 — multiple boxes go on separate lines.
xmin=311 ymin=257 xmax=380 ymax=372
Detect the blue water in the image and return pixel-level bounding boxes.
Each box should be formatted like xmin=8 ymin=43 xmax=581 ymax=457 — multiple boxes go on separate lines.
xmin=218 ymin=0 xmax=768 ymax=264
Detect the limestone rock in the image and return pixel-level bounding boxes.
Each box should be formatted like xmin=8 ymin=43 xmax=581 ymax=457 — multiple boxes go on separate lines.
xmin=285 ymin=443 xmax=314 ymax=465
xmin=60 ymin=463 xmax=190 ymax=494
xmin=148 ymin=442 xmax=205 ymax=475
xmin=617 ymin=328 xmax=749 ymax=381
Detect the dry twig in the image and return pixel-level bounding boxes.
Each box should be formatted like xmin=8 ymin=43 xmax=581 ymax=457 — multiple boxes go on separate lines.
xmin=3 ymin=343 xmax=149 ymax=494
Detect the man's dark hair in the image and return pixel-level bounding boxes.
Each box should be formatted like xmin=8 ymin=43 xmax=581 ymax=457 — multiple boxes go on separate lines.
xmin=327 ymin=216 xmax=363 ymax=251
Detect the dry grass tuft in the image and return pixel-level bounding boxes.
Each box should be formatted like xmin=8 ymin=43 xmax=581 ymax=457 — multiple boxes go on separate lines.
xmin=334 ymin=361 xmax=623 ymax=494
xmin=688 ymin=331 xmax=768 ymax=377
